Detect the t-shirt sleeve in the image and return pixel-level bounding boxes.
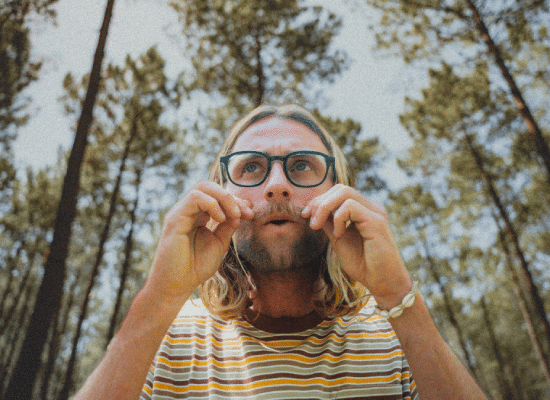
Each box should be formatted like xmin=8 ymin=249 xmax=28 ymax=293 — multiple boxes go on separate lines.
xmin=139 ymin=359 xmax=156 ymax=400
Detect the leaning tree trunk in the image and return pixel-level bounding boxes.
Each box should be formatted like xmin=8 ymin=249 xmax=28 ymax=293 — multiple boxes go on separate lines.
xmin=465 ymin=134 xmax=550 ymax=380
xmin=480 ymin=297 xmax=518 ymax=400
xmin=0 ymin=260 xmax=33 ymax=337
xmin=106 ymin=166 xmax=143 ymax=347
xmin=1 ymin=274 xmax=37 ymax=396
xmin=418 ymin=234 xmax=477 ymax=376
xmin=40 ymin=267 xmax=83 ymax=400
xmin=4 ymin=1 xmax=116 ymax=398
xmin=494 ymin=218 xmax=550 ymax=384
xmin=466 ymin=0 xmax=550 ymax=187
xmin=58 ymin=115 xmax=137 ymax=400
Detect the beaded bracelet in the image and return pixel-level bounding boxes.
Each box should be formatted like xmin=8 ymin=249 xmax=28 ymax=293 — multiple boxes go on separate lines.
xmin=373 ymin=281 xmax=420 ymax=319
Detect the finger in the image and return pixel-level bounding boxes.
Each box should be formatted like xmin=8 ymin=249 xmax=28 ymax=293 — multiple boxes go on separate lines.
xmin=305 ymin=185 xmax=385 ymax=229
xmin=332 ymin=199 xmax=372 ymax=238
xmin=191 ymin=190 xmax=230 ymax=223
xmin=212 ymin=218 xmax=241 ymax=249
xmin=305 ymin=184 xmax=385 ymax=215
xmin=195 ymin=181 xmax=243 ymax=221
xmin=234 ymin=196 xmax=254 ymax=220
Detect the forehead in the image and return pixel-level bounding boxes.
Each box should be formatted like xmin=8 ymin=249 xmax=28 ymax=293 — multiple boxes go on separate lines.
xmin=231 ymin=117 xmax=330 ymax=154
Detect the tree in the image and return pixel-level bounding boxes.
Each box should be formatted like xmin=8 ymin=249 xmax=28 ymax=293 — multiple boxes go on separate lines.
xmin=312 ymin=110 xmax=386 ymax=193
xmin=364 ymin=0 xmax=550 ymax=186
xmin=0 ymin=0 xmax=57 ymax=134
xmin=4 ymin=0 xmax=116 ymax=397
xmin=171 ymin=0 xmax=348 ymax=110
xmin=395 ymin=60 xmax=550 ymax=394
xmin=169 ymin=0 xmax=351 ymax=160
xmin=56 ymin=47 xmax=185 ymax=399
xmin=0 ymin=162 xmax=62 ymax=396
xmin=0 ymin=0 xmax=58 ymax=239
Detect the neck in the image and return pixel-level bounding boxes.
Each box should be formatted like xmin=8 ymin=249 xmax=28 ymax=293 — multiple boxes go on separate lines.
xmin=247 ymin=266 xmax=320 ymax=318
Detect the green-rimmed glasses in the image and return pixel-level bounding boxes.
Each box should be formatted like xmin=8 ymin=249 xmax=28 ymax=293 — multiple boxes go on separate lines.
xmin=220 ymin=150 xmax=336 ymax=188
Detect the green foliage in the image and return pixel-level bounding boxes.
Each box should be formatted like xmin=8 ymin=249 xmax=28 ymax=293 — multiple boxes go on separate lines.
xmin=0 ymin=0 xmax=58 ymax=136
xmin=366 ymin=1 xmax=550 ymax=394
xmin=171 ymin=0 xmax=349 ymax=110
xmin=312 ymin=110 xmax=386 ymax=193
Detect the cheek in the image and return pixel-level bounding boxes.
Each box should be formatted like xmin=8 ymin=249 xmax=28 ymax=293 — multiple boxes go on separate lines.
xmin=296 ymin=184 xmax=333 ymax=204
xmin=233 ymin=218 xmax=254 ymax=245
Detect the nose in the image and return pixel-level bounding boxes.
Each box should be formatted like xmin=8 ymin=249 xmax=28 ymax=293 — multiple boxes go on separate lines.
xmin=263 ymin=162 xmax=293 ymax=202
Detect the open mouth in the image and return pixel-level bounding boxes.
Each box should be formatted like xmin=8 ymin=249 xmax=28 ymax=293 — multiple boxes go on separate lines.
xmin=269 ymin=219 xmax=290 ymax=225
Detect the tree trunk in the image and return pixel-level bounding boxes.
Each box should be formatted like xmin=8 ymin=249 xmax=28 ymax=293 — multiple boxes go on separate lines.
xmin=0 ymin=243 xmax=22 ymax=319
xmin=4 ymin=0 xmax=116 ymax=397
xmin=418 ymin=235 xmax=477 ymax=374
xmin=105 ymin=166 xmax=142 ymax=347
xmin=0 ymin=260 xmax=33 ymax=336
xmin=254 ymin=29 xmax=265 ymax=107
xmin=479 ymin=297 xmax=518 ymax=400
xmin=465 ymin=0 xmax=550 ymax=187
xmin=465 ymin=134 xmax=550 ymax=374
xmin=58 ymin=115 xmax=137 ymax=400
xmin=0 ymin=274 xmax=37 ymax=397
xmin=494 ymin=220 xmax=550 ymax=385
xmin=40 ymin=268 xmax=83 ymax=400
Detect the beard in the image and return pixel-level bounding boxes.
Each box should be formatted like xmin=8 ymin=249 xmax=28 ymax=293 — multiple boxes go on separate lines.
xmin=233 ymin=203 xmax=330 ymax=274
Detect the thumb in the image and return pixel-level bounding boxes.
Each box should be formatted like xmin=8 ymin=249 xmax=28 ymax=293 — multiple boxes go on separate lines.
xmin=321 ymin=218 xmax=337 ymax=244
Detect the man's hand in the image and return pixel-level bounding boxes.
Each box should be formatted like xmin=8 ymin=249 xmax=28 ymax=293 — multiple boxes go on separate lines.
xmin=301 ymin=184 xmax=411 ymax=308
xmin=144 ymin=181 xmax=254 ymax=304
xmin=75 ymin=182 xmax=253 ymax=400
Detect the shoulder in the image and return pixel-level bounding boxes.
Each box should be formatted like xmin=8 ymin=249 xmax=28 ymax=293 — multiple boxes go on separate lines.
xmin=178 ymin=297 xmax=208 ymax=317
xmin=169 ymin=298 xmax=210 ymax=326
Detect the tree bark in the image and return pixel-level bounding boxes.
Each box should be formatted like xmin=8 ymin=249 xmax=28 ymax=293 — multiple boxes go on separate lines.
xmin=4 ymin=0 xmax=116 ymax=398
xmin=465 ymin=0 xmax=550 ymax=187
xmin=40 ymin=268 xmax=82 ymax=400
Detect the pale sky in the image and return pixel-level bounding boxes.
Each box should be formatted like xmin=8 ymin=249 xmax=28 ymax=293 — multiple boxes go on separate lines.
xmin=15 ymin=0 xmax=414 ymax=189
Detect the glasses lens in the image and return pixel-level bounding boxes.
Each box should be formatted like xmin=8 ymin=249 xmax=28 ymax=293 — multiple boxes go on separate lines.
xmin=227 ymin=153 xmax=269 ymax=186
xmin=286 ymin=153 xmax=328 ymax=187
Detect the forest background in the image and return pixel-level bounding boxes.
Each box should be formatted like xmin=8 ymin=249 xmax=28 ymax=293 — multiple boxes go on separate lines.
xmin=1 ymin=0 xmax=550 ymax=399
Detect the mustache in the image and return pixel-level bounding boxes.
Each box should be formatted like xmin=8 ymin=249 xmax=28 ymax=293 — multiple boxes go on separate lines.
xmin=252 ymin=203 xmax=306 ymax=222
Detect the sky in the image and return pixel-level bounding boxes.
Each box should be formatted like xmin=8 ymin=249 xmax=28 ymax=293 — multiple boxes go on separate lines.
xmin=14 ymin=0 xmax=416 ymax=189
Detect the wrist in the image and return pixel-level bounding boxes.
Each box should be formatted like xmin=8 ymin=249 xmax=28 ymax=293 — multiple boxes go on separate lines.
xmin=373 ymin=280 xmax=420 ymax=319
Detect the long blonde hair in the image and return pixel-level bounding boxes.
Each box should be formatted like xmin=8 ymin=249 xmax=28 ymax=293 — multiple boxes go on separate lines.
xmin=200 ymin=104 xmax=369 ymax=319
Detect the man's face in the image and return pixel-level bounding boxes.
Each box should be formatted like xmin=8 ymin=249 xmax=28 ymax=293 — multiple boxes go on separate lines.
xmin=227 ymin=117 xmax=334 ymax=273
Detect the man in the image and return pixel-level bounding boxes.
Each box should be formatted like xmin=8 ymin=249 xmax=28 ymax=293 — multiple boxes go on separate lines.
xmin=76 ymin=105 xmax=487 ymax=399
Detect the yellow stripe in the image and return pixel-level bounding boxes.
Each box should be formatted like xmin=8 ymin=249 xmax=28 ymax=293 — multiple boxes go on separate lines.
xmin=157 ymin=349 xmax=403 ymax=368
xmin=142 ymin=385 xmax=152 ymax=395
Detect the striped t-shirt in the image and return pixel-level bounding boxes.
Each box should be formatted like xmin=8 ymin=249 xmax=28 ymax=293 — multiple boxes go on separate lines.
xmin=141 ymin=300 xmax=419 ymax=399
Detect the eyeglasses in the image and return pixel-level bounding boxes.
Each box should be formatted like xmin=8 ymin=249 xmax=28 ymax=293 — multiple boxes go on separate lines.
xmin=220 ymin=150 xmax=336 ymax=188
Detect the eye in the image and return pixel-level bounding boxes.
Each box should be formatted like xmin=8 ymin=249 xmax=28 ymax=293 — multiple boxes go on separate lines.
xmin=290 ymin=159 xmax=312 ymax=172
xmin=244 ymin=162 xmax=260 ymax=173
